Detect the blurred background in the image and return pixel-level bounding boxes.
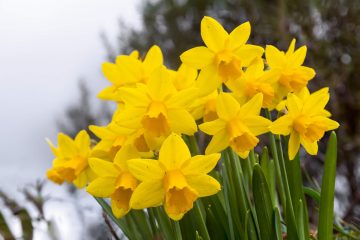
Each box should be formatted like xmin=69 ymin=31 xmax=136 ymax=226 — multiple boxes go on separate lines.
xmin=0 ymin=0 xmax=359 ymax=239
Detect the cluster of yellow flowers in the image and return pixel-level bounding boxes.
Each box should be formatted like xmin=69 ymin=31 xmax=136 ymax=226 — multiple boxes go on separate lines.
xmin=46 ymin=16 xmax=339 ymax=220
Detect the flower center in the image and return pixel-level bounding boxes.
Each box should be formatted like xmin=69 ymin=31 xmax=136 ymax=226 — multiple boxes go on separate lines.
xmin=245 ymin=81 xmax=274 ymax=107
xmin=215 ymin=50 xmax=243 ymax=81
xmin=204 ymin=98 xmax=218 ymax=122
xmin=163 ymin=170 xmax=198 ymax=218
xmin=293 ymin=115 xmax=327 ymax=142
xmin=279 ymin=72 xmax=308 ymax=92
xmin=227 ymin=118 xmax=259 ymax=154
xmin=142 ymin=101 xmax=170 ymax=137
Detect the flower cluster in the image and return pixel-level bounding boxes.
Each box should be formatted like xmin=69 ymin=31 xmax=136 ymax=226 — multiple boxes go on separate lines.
xmin=46 ymin=16 xmax=339 ymax=221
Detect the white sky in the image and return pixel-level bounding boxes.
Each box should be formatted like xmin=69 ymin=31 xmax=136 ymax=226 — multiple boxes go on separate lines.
xmin=0 ymin=0 xmax=141 ymax=239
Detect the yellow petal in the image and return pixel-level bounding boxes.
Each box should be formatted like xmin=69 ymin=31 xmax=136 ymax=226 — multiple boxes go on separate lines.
xmin=243 ymin=115 xmax=271 ymax=136
xmin=88 ymin=158 xmax=119 ymax=177
xmin=205 ymin=129 xmax=229 ymax=154
xmin=289 ymin=46 xmax=307 ymax=66
xmin=97 ymin=85 xmax=121 ymax=101
xmin=300 ymin=137 xmax=318 ymax=156
xmin=217 ymin=93 xmax=240 ymax=120
xmin=147 ymin=68 xmax=176 ymax=101
xmin=181 ymin=154 xmax=221 ymax=175
xmin=199 ymin=119 xmax=226 ymax=135
xmin=73 ymin=170 xmax=89 ymax=188
xmin=286 ymin=94 xmax=302 ymax=114
xmin=303 ymin=88 xmax=329 ymax=117
xmin=167 ymin=109 xmax=197 ymax=135
xmin=127 ymin=159 xmax=164 ymax=181
xmin=115 ymin=55 xmax=142 ymax=81
xmin=75 ymin=130 xmax=90 ymax=156
xmin=111 ymin=199 xmax=129 ymax=218
xmin=196 ymin=65 xmax=221 ymax=96
xmin=58 ymin=133 xmax=78 ymax=157
xmin=238 ymin=93 xmax=263 ymax=116
xmin=159 ymin=133 xmax=191 ymax=170
xmin=237 ymin=150 xmax=250 ymax=159
xmin=130 ymin=180 xmax=164 ymax=209
xmin=86 ymin=177 xmax=116 ymax=197
xmin=186 ymin=174 xmax=221 ymax=197
xmin=113 ymin=145 xmax=140 ymax=171
xmin=288 ymin=131 xmax=300 ymax=160
xmin=201 ymin=16 xmax=228 ymax=52
xmin=229 ymin=21 xmax=250 ymax=50
xmin=143 ymin=45 xmax=163 ymax=74
xmin=102 ymin=63 xmax=120 ymax=85
xmin=265 ymin=45 xmax=285 ymax=68
xmin=116 ymin=87 xmax=149 ymax=107
xmin=270 ymin=115 xmax=293 ymax=135
xmin=180 ymin=46 xmax=215 ymax=69
xmin=286 ymin=39 xmax=296 ymax=55
xmin=235 ymin=44 xmax=264 ymax=66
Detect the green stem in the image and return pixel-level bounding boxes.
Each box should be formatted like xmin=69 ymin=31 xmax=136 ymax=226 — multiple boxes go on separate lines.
xmin=265 ymin=110 xmax=286 ymax=213
xmin=173 ymin=220 xmax=183 ymax=240
xmin=193 ymin=201 xmax=210 ymax=240
xmin=94 ymin=197 xmax=135 ymax=239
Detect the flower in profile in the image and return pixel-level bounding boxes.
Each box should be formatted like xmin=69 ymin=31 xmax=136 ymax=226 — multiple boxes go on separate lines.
xmin=265 ymin=39 xmax=315 ymax=103
xmin=116 ymin=67 xmax=197 ymax=150
xmin=99 ymin=45 xmax=163 ymax=101
xmin=199 ymin=93 xmax=271 ymax=158
xmin=226 ymin=57 xmax=277 ymax=109
xmin=270 ymin=88 xmax=339 ymax=160
xmin=86 ymin=145 xmax=139 ymax=218
xmin=190 ymin=90 xmax=219 ymax=122
xmin=180 ymin=16 xmax=263 ymax=95
xmin=46 ymin=130 xmax=95 ymax=188
xmin=127 ymin=133 xmax=221 ymax=220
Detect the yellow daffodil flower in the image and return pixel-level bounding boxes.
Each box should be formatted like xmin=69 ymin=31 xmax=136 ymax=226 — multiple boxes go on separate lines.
xmin=200 ymin=93 xmax=271 ymax=158
xmin=116 ymin=67 xmax=197 ymax=150
xmin=99 ymin=46 xmax=163 ymax=101
xmin=46 ymin=130 xmax=95 ymax=188
xmin=270 ymin=88 xmax=339 ymax=160
xmin=226 ymin=58 xmax=277 ymax=109
xmin=265 ymin=39 xmax=315 ymax=103
xmin=87 ymin=145 xmax=139 ymax=218
xmin=127 ymin=133 xmax=221 ymax=220
xmin=180 ymin=16 xmax=263 ymax=95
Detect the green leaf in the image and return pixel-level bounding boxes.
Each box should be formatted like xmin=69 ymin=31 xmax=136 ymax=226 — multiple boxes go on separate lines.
xmin=260 ymin=147 xmax=276 ymax=207
xmin=303 ymin=187 xmax=320 ymax=204
xmin=296 ymin=200 xmax=305 ymax=240
xmin=318 ymin=132 xmax=338 ymax=240
xmin=273 ymin=207 xmax=282 ymax=240
xmin=252 ymin=164 xmax=275 ymax=240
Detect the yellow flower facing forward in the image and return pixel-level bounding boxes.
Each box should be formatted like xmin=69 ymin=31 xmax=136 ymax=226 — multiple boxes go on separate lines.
xmin=87 ymin=145 xmax=139 ymax=218
xmin=127 ymin=133 xmax=221 ymax=221
xmin=99 ymin=45 xmax=163 ymax=101
xmin=226 ymin=58 xmax=277 ymax=109
xmin=46 ymin=130 xmax=95 ymax=188
xmin=270 ymin=88 xmax=339 ymax=160
xmin=180 ymin=16 xmax=264 ymax=95
xmin=116 ymin=67 xmax=197 ymax=150
xmin=200 ymin=93 xmax=271 ymax=158
xmin=265 ymin=39 xmax=316 ymax=102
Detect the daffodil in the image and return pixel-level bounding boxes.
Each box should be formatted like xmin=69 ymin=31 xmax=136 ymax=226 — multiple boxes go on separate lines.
xmin=127 ymin=133 xmax=221 ymax=220
xmin=270 ymin=88 xmax=339 ymax=160
xmin=180 ymin=16 xmax=263 ymax=95
xmin=116 ymin=67 xmax=197 ymax=150
xmin=87 ymin=145 xmax=139 ymax=218
xmin=99 ymin=46 xmax=163 ymax=101
xmin=226 ymin=58 xmax=277 ymax=109
xmin=46 ymin=130 xmax=95 ymax=188
xmin=199 ymin=93 xmax=271 ymax=158
xmin=265 ymin=39 xmax=315 ymax=103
